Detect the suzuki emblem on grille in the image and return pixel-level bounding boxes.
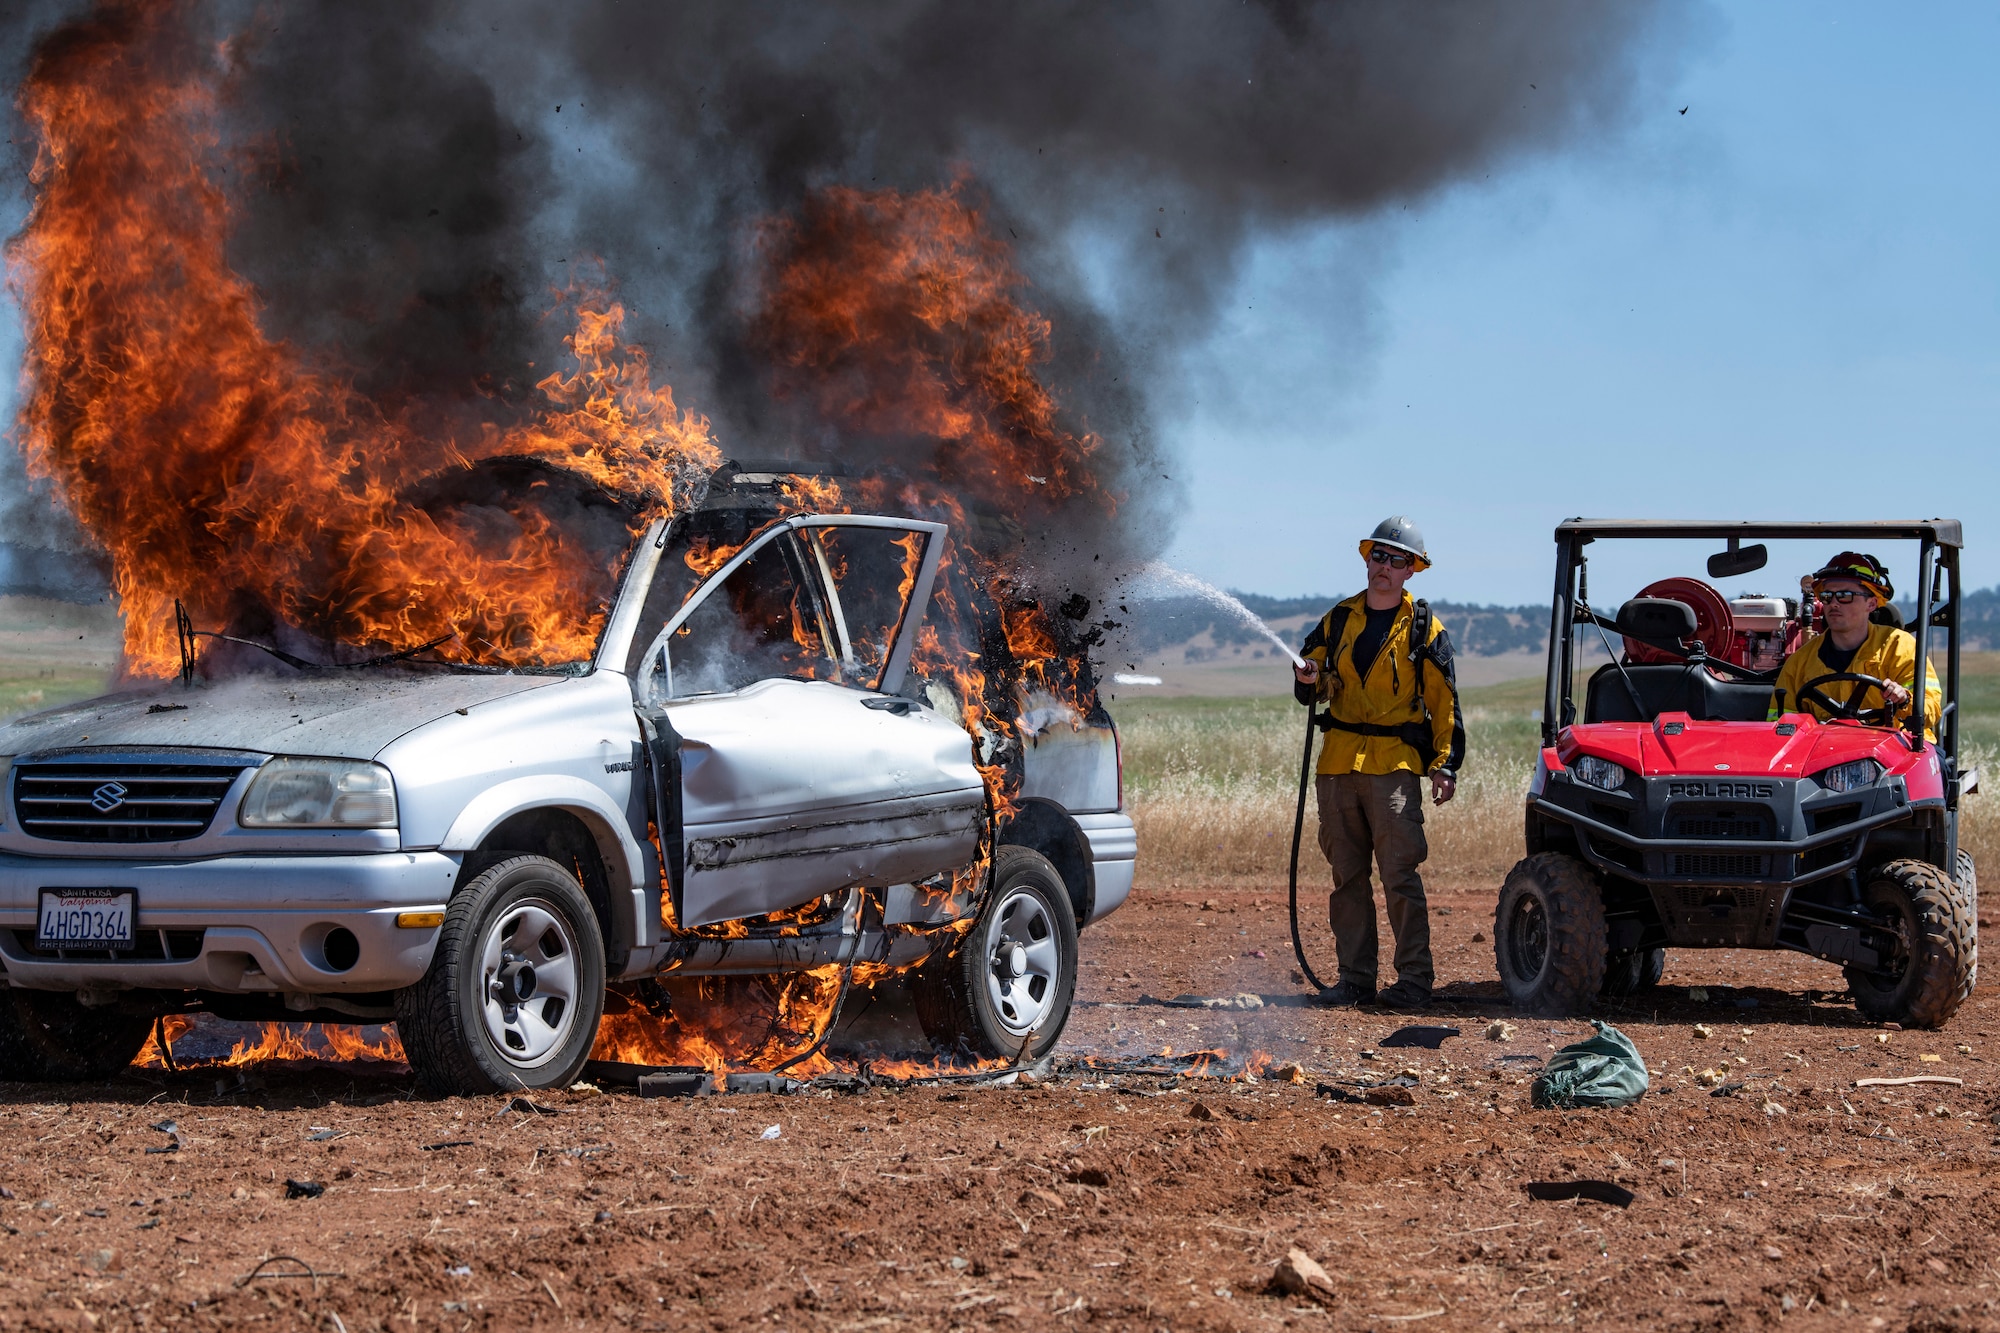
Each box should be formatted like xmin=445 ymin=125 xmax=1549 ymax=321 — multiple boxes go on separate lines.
xmin=89 ymin=781 xmax=129 ymax=813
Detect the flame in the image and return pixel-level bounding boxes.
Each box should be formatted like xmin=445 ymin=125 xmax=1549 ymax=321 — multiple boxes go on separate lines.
xmin=131 ymin=1018 xmax=405 ymax=1069
xmin=589 ymin=967 xmax=850 ymax=1077
xmin=10 ymin=4 xmax=717 ymax=677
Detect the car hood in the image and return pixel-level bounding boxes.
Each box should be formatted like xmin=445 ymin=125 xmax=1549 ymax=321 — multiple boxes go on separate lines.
xmin=0 ymin=671 xmax=565 ymax=762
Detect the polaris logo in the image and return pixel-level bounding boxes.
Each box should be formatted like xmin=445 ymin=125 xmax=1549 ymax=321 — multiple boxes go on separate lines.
xmin=1667 ymin=781 xmax=1773 ymax=799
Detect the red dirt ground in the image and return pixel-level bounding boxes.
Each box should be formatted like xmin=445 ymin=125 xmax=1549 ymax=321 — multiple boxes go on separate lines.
xmin=0 ymin=875 xmax=1995 ymax=1331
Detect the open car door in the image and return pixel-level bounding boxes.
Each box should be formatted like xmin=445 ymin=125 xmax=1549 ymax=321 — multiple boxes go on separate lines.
xmin=627 ymin=516 xmax=984 ymax=928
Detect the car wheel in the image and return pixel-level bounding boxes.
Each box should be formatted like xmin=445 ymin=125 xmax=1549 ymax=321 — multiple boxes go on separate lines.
xmin=1600 ymin=947 xmax=1666 ymax=999
xmin=1493 ymin=853 xmax=1607 ymax=1016
xmin=913 ymin=846 xmax=1078 ymax=1061
xmin=396 ymin=855 xmax=606 ymax=1096
xmin=1844 ymin=858 xmax=1975 ymax=1029
xmin=0 ymin=991 xmax=154 ymax=1081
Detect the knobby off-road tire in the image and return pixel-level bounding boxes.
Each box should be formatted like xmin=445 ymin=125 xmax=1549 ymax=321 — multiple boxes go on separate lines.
xmin=1600 ymin=947 xmax=1666 ymax=1000
xmin=1493 ymin=853 xmax=1608 ymax=1017
xmin=396 ymin=855 xmax=606 ymax=1096
xmin=0 ymin=990 xmax=154 ymax=1082
xmin=1844 ymin=858 xmax=1976 ymax=1029
xmin=913 ymin=846 xmax=1078 ymax=1061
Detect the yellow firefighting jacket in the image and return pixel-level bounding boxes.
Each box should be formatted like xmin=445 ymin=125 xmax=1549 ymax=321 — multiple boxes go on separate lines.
xmin=1294 ymin=592 xmax=1465 ymax=777
xmin=1769 ymin=622 xmax=1942 ymax=739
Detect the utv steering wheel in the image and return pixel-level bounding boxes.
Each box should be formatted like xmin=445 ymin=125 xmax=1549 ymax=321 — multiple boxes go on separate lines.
xmin=1796 ymin=671 xmax=1896 ymax=725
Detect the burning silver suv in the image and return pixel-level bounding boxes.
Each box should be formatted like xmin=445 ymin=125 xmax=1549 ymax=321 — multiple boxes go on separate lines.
xmin=0 ymin=483 xmax=1133 ymax=1092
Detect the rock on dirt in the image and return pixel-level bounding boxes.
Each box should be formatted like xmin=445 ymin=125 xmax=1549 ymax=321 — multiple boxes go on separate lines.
xmin=1273 ymin=1246 xmax=1337 ymax=1303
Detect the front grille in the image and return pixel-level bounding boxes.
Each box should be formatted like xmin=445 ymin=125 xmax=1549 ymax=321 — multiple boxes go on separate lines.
xmin=7 ymin=927 xmax=205 ymax=962
xmin=1808 ymin=803 xmax=1862 ymax=834
xmin=1672 ymin=853 xmax=1769 ymax=878
xmin=1670 ymin=808 xmax=1773 ymax=839
xmin=1677 ymin=885 xmax=1760 ymax=912
xmin=12 ymin=763 xmax=247 ymax=843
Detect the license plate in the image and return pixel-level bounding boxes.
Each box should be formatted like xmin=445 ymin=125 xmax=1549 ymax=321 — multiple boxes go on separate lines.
xmin=37 ymin=890 xmax=137 ymax=949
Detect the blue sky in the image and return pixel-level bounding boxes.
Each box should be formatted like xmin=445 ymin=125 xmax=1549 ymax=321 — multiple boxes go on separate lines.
xmin=1167 ymin=3 xmax=2000 ymax=606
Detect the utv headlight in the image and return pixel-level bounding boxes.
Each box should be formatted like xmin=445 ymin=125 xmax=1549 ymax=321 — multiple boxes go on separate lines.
xmin=1572 ymin=754 xmax=1629 ymax=791
xmin=1813 ymin=758 xmax=1881 ymax=794
xmin=240 ymin=758 xmax=398 ymax=829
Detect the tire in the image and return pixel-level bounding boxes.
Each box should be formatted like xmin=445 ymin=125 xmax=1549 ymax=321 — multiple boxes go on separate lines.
xmin=913 ymin=846 xmax=1078 ymax=1061
xmin=1493 ymin=853 xmax=1608 ymax=1016
xmin=396 ymin=855 xmax=607 ymax=1096
xmin=0 ymin=991 xmax=154 ymax=1082
xmin=1844 ymin=858 xmax=1976 ymax=1029
xmin=1600 ymin=946 xmax=1666 ymax=999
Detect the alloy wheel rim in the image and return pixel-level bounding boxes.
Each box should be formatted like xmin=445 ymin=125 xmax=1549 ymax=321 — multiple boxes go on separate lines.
xmin=984 ymin=887 xmax=1061 ymax=1037
xmin=477 ymin=897 xmax=581 ymax=1067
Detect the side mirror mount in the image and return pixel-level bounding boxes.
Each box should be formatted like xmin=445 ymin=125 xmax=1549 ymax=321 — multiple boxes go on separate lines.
xmin=1707 ymin=537 xmax=1768 ymax=579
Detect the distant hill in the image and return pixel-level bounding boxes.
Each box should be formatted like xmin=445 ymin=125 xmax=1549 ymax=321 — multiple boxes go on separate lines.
xmin=1121 ymin=583 xmax=2000 ymax=666
xmin=0 ymin=542 xmax=110 ymax=604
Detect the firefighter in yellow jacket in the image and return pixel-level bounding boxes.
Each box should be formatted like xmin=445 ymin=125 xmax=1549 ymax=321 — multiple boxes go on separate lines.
xmin=1770 ymin=551 xmax=1941 ymax=738
xmin=1292 ymin=517 xmax=1465 ymax=1010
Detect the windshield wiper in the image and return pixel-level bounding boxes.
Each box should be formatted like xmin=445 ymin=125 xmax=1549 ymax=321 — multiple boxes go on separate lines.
xmin=176 ymin=604 xmax=494 ymax=681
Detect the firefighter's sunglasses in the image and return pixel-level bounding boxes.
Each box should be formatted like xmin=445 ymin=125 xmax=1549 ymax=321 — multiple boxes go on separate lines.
xmin=1368 ymin=547 xmax=1416 ymax=570
xmin=1819 ymin=589 xmax=1871 ymax=605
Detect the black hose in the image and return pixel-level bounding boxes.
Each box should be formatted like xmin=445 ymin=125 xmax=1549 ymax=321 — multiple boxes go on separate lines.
xmin=1287 ymin=704 xmax=1332 ymax=993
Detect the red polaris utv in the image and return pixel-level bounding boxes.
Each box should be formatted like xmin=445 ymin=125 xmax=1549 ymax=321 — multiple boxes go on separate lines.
xmin=1494 ymin=520 xmax=1979 ymax=1027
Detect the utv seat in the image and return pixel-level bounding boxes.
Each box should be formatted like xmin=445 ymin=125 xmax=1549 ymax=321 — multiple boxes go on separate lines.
xmin=1584 ymin=662 xmax=1773 ymax=724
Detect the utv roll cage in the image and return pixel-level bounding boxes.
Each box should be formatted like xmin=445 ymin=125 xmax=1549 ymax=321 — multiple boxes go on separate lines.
xmin=1543 ymin=519 xmax=1967 ymax=813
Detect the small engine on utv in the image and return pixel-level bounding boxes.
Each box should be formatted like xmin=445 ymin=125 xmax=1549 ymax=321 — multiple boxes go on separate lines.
xmin=1493 ymin=520 xmax=1979 ymax=1028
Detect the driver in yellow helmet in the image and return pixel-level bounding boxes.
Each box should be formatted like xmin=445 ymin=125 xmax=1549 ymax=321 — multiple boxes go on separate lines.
xmin=1769 ymin=551 xmax=1940 ymax=738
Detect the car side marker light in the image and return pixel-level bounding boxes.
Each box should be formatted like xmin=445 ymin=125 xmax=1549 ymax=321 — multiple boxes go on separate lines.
xmin=396 ymin=911 xmax=445 ymax=929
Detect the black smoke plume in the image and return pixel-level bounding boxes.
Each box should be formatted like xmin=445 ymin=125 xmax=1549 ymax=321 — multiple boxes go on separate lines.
xmin=4 ymin=0 xmax=1692 ymax=592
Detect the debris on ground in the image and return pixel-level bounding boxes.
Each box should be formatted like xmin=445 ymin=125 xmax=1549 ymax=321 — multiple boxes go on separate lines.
xmin=1316 ymin=1078 xmax=1417 ymax=1107
xmin=759 ymin=1125 xmax=782 ymax=1141
xmin=1484 ymin=1020 xmax=1518 ymax=1042
xmin=1271 ymin=1247 xmax=1338 ymax=1303
xmin=1154 ymin=992 xmax=1264 ymax=1010
xmin=495 ymin=1096 xmax=568 ymax=1116
xmin=282 ymin=1180 xmax=323 ymax=1200
xmin=1855 ymin=1075 xmax=1963 ymax=1089
xmin=1380 ymin=1025 xmax=1460 ymax=1049
xmin=1692 ymin=1024 xmax=1712 ymax=1039
xmin=1269 ymin=1061 xmax=1309 ymax=1084
xmin=637 ymin=1069 xmax=714 ymax=1099
xmin=1531 ymin=1021 xmax=1649 ymax=1109
xmin=1524 ymin=1180 xmax=1636 ymax=1208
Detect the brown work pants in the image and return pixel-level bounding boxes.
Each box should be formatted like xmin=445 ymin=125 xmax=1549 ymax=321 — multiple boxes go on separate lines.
xmin=1316 ymin=770 xmax=1434 ymax=992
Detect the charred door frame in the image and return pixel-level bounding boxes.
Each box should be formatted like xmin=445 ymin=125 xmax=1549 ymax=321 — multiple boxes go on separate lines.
xmin=626 ymin=514 xmax=947 ymax=700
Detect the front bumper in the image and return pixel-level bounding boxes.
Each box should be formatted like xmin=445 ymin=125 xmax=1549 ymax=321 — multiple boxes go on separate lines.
xmin=0 ymin=851 xmax=460 ymax=995
xmin=1530 ymin=770 xmax=1933 ymax=950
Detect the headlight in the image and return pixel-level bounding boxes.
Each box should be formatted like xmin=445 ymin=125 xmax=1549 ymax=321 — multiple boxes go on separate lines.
xmin=0 ymin=756 xmax=11 ymax=829
xmin=1572 ymin=754 xmax=1629 ymax=791
xmin=1813 ymin=759 xmax=1881 ymax=794
xmin=240 ymin=758 xmax=397 ymax=829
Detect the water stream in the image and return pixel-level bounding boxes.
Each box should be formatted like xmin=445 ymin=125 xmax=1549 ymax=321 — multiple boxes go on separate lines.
xmin=1128 ymin=562 xmax=1306 ymax=668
